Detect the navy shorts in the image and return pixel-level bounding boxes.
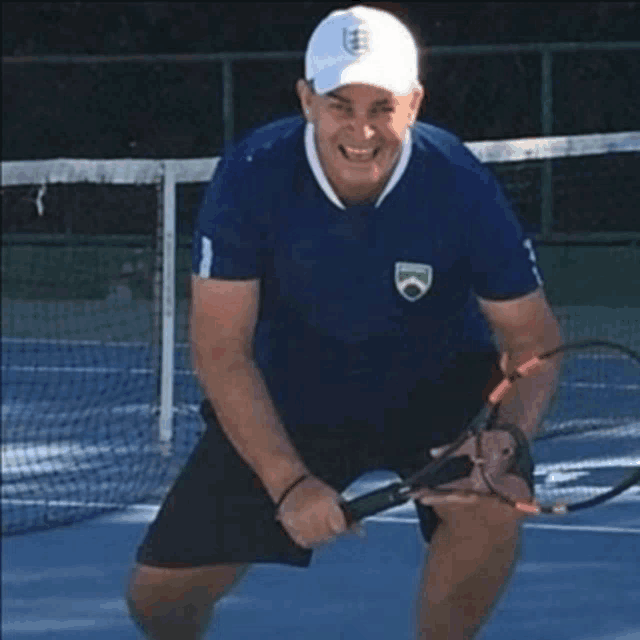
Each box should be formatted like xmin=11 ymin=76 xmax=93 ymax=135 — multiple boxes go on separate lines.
xmin=135 ymin=351 xmax=534 ymax=569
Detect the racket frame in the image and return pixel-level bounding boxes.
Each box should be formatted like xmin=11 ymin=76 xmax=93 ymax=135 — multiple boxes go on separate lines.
xmin=341 ymin=339 xmax=640 ymax=523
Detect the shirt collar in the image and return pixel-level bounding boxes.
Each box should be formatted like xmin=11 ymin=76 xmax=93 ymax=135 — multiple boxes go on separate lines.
xmin=304 ymin=123 xmax=413 ymax=210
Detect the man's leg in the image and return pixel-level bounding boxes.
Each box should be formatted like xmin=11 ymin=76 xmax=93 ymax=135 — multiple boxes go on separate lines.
xmin=415 ymin=497 xmax=523 ymax=640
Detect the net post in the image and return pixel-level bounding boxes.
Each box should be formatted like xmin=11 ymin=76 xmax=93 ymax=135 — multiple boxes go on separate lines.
xmin=159 ymin=162 xmax=176 ymax=454
xmin=152 ymin=178 xmax=164 ymax=443
xmin=540 ymin=47 xmax=554 ymax=239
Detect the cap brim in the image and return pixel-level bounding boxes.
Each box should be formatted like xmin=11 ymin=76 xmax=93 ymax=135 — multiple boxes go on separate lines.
xmin=311 ymin=63 xmax=417 ymax=96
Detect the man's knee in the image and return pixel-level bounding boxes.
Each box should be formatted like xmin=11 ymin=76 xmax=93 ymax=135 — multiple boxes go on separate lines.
xmin=125 ymin=562 xmax=250 ymax=639
xmin=434 ymin=495 xmax=524 ymax=542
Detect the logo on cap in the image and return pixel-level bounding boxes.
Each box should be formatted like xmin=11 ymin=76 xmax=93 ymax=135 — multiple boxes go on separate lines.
xmin=342 ymin=26 xmax=370 ymax=56
xmin=394 ymin=262 xmax=433 ymax=302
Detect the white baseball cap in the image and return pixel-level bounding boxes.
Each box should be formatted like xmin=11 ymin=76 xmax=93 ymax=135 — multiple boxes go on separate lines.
xmin=305 ymin=5 xmax=420 ymax=96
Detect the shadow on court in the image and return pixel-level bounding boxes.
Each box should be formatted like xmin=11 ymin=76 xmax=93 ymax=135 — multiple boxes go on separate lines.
xmin=2 ymin=473 xmax=640 ymax=640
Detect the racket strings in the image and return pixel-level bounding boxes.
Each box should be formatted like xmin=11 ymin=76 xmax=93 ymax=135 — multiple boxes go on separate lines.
xmin=452 ymin=342 xmax=639 ymax=515
xmin=529 ymin=343 xmax=640 ymax=511
xmin=342 ymin=341 xmax=640 ymax=524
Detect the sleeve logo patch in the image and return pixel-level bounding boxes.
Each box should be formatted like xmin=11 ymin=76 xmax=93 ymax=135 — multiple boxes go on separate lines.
xmin=198 ymin=236 xmax=213 ymax=278
xmin=394 ymin=262 xmax=433 ymax=302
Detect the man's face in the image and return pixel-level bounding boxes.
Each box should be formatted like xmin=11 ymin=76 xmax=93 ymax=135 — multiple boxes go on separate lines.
xmin=297 ymin=80 xmax=423 ymax=204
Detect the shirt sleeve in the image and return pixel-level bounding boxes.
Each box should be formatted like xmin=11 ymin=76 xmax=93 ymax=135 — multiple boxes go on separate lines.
xmin=192 ymin=153 xmax=269 ymax=280
xmin=467 ymin=164 xmax=544 ymax=301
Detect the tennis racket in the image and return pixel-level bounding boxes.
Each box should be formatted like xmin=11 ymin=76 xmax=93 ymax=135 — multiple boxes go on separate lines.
xmin=340 ymin=340 xmax=640 ymax=524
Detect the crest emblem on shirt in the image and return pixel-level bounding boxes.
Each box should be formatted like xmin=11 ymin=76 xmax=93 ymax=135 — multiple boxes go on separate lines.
xmin=343 ymin=26 xmax=370 ymax=56
xmin=394 ymin=262 xmax=433 ymax=302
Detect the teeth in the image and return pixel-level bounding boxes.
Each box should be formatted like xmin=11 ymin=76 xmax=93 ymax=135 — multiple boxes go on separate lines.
xmin=343 ymin=146 xmax=376 ymax=161
xmin=345 ymin=146 xmax=374 ymax=156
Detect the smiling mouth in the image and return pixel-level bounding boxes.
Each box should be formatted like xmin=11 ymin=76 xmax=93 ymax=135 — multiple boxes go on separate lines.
xmin=339 ymin=145 xmax=380 ymax=162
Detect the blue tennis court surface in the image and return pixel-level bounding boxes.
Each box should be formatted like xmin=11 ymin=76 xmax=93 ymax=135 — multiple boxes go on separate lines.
xmin=2 ymin=339 xmax=640 ymax=638
xmin=3 ymin=493 xmax=640 ymax=639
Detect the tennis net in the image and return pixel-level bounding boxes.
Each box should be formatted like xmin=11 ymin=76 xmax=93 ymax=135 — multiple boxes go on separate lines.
xmin=2 ymin=130 xmax=639 ymax=536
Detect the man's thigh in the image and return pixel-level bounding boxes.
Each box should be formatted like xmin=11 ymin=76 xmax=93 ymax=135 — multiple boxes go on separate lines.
xmin=134 ymin=403 xmax=373 ymax=570
xmin=134 ymin=406 xmax=311 ymax=569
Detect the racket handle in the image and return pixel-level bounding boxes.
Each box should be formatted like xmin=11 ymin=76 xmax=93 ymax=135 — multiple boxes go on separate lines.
xmin=341 ymin=482 xmax=407 ymax=526
xmin=341 ymin=455 xmax=474 ymax=525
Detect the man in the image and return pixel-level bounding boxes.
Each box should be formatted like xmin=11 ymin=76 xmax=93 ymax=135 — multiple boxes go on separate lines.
xmin=126 ymin=5 xmax=562 ymax=639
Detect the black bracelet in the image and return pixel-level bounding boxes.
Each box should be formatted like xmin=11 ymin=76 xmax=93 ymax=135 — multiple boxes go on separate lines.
xmin=276 ymin=474 xmax=309 ymax=511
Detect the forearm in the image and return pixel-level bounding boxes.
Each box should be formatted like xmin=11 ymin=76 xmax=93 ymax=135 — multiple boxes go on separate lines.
xmin=196 ymin=356 xmax=308 ymax=502
xmin=497 ymin=326 xmax=564 ymax=439
xmin=496 ymin=362 xmax=560 ymax=439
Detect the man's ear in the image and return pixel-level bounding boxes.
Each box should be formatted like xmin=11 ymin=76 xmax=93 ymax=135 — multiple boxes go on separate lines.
xmin=296 ymin=79 xmax=313 ymax=119
xmin=409 ymin=84 xmax=425 ymax=119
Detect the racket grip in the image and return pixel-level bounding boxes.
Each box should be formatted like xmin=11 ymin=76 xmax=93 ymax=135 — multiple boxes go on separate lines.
xmin=341 ymin=455 xmax=475 ymax=525
xmin=341 ymin=482 xmax=406 ymax=526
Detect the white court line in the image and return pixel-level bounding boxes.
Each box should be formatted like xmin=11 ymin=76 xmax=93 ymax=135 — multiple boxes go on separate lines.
xmin=1 ymin=365 xmax=154 ymax=374
xmin=1 ymin=337 xmax=150 ymax=347
xmin=367 ymin=513 xmax=640 ymax=535
xmin=1 ymin=437 xmax=177 ymax=476
xmin=1 ymin=365 xmax=194 ymax=375
xmin=1 ymin=402 xmax=200 ymax=427
xmin=564 ymin=381 xmax=640 ymax=391
xmin=574 ymin=352 xmax=636 ymax=360
xmin=535 ymin=455 xmax=640 ymax=473
xmin=546 ymin=417 xmax=639 ymax=429
xmin=1 ymin=402 xmax=156 ymax=419
xmin=93 ymin=505 xmax=640 ymax=535
xmin=2 ymin=497 xmax=134 ymax=509
xmin=2 ymin=337 xmax=190 ymax=348
xmin=520 ymin=522 xmax=640 ymax=535
xmin=5 ymin=500 xmax=639 ymax=535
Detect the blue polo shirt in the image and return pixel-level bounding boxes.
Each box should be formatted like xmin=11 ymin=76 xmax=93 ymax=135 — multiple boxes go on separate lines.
xmin=192 ymin=115 xmax=542 ymax=435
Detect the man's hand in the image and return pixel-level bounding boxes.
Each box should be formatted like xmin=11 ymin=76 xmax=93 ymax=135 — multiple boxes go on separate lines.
xmin=410 ymin=429 xmax=532 ymax=510
xmin=275 ymin=475 xmax=351 ymax=548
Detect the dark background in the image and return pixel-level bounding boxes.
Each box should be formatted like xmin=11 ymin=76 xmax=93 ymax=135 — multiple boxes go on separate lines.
xmin=3 ymin=2 xmax=639 ymax=160
xmin=2 ymin=2 xmax=639 ymax=242
xmin=4 ymin=2 xmax=639 ymax=56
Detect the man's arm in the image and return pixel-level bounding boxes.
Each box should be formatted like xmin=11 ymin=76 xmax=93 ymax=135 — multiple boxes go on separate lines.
xmin=190 ymin=274 xmax=308 ymax=503
xmin=477 ymin=287 xmax=564 ymax=439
